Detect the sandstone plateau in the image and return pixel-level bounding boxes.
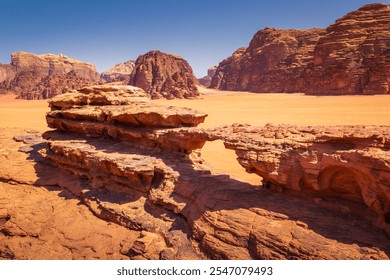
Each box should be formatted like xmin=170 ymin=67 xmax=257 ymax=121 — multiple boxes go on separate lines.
xmin=211 ymin=3 xmax=390 ymax=95
xmin=129 ymin=50 xmax=200 ymax=99
xmin=0 ymin=52 xmax=100 ymax=99
xmin=1 ymin=85 xmax=389 ymax=260
xmin=100 ymin=60 xmax=135 ymax=84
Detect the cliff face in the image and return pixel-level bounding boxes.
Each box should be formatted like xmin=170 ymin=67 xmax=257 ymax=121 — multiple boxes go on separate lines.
xmin=129 ymin=50 xmax=200 ymax=99
xmin=0 ymin=52 xmax=100 ymax=99
xmin=100 ymin=60 xmax=135 ymax=84
xmin=198 ymin=66 xmax=217 ymax=87
xmin=304 ymin=3 xmax=390 ymax=95
xmin=211 ymin=3 xmax=390 ymax=95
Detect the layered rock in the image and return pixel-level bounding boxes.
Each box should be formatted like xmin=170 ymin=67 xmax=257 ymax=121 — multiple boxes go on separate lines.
xmin=210 ymin=28 xmax=324 ymax=92
xmin=38 ymin=85 xmax=390 ymax=259
xmin=220 ymin=124 xmax=390 ymax=231
xmin=0 ymin=52 xmax=100 ymax=99
xmin=304 ymin=3 xmax=390 ymax=95
xmin=211 ymin=3 xmax=390 ymax=95
xmin=129 ymin=50 xmax=200 ymax=99
xmin=100 ymin=60 xmax=135 ymax=84
xmin=198 ymin=66 xmax=217 ymax=87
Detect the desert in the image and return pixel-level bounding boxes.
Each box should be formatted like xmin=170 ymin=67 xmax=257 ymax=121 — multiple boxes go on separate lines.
xmin=0 ymin=2 xmax=390 ymax=261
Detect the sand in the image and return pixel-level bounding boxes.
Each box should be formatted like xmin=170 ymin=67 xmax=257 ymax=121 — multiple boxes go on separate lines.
xmin=2 ymin=88 xmax=390 ymax=185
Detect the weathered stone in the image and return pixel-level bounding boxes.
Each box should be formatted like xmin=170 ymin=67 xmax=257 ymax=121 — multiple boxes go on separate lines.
xmin=129 ymin=50 xmax=200 ymax=99
xmin=0 ymin=52 xmax=100 ymax=99
xmin=211 ymin=3 xmax=390 ymax=95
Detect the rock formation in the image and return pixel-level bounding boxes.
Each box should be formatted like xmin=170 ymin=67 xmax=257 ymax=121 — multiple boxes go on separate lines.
xmin=220 ymin=124 xmax=390 ymax=230
xmin=129 ymin=50 xmax=200 ymax=99
xmin=100 ymin=60 xmax=135 ymax=84
xmin=13 ymin=85 xmax=385 ymax=260
xmin=210 ymin=29 xmax=324 ymax=92
xmin=198 ymin=66 xmax=217 ymax=87
xmin=211 ymin=3 xmax=390 ymax=95
xmin=0 ymin=52 xmax=100 ymax=99
xmin=304 ymin=3 xmax=390 ymax=95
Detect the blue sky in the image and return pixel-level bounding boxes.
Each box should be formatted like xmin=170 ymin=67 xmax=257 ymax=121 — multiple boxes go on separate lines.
xmin=0 ymin=0 xmax=386 ymax=77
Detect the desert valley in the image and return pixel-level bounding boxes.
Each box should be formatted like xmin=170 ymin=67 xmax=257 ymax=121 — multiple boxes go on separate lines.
xmin=0 ymin=3 xmax=389 ymax=260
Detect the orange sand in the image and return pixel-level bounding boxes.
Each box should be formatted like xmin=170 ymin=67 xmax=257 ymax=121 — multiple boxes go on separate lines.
xmin=2 ymin=88 xmax=390 ymax=185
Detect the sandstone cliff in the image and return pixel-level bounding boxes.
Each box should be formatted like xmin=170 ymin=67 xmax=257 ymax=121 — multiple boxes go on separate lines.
xmin=211 ymin=3 xmax=390 ymax=95
xmin=198 ymin=66 xmax=217 ymax=87
xmin=0 ymin=52 xmax=100 ymax=99
xmin=2 ymin=85 xmax=386 ymax=259
xmin=129 ymin=50 xmax=200 ymax=99
xmin=100 ymin=60 xmax=135 ymax=84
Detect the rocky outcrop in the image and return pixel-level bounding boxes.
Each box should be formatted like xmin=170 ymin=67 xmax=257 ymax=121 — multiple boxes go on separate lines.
xmin=198 ymin=66 xmax=217 ymax=87
xmin=220 ymin=124 xmax=390 ymax=231
xmin=35 ymin=85 xmax=390 ymax=259
xmin=129 ymin=50 xmax=200 ymax=99
xmin=0 ymin=52 xmax=100 ymax=99
xmin=211 ymin=3 xmax=390 ymax=95
xmin=304 ymin=3 xmax=390 ymax=95
xmin=100 ymin=60 xmax=135 ymax=84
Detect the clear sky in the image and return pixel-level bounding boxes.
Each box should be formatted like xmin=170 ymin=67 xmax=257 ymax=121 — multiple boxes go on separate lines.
xmin=0 ymin=0 xmax=386 ymax=77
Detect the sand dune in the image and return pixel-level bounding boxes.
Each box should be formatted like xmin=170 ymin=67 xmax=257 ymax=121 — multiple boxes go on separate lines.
xmin=1 ymin=88 xmax=390 ymax=184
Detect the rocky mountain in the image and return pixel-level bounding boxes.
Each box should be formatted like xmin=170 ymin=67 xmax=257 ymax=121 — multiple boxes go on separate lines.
xmin=211 ymin=3 xmax=390 ymax=95
xmin=100 ymin=60 xmax=135 ymax=84
xmin=304 ymin=3 xmax=390 ymax=95
xmin=129 ymin=50 xmax=200 ymax=99
xmin=198 ymin=66 xmax=217 ymax=87
xmin=0 ymin=52 xmax=100 ymax=99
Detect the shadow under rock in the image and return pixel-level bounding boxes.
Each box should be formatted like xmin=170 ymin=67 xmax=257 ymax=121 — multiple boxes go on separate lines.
xmin=24 ymin=131 xmax=390 ymax=258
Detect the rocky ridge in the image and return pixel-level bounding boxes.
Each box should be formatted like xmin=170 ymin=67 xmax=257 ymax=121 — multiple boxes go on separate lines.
xmin=129 ymin=50 xmax=200 ymax=99
xmin=0 ymin=52 xmax=100 ymax=99
xmin=211 ymin=3 xmax=390 ymax=95
xmin=11 ymin=85 xmax=385 ymax=259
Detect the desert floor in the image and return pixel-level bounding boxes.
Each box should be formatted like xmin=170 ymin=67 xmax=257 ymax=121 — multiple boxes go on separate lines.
xmin=1 ymin=87 xmax=390 ymax=185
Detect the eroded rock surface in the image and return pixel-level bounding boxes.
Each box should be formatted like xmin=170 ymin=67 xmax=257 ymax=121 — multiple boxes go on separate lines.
xmin=1 ymin=85 xmax=389 ymax=259
xmin=0 ymin=52 xmax=100 ymax=99
xmin=129 ymin=50 xmax=200 ymax=99
xmin=100 ymin=60 xmax=135 ymax=84
xmin=219 ymin=124 xmax=390 ymax=231
xmin=211 ymin=3 xmax=390 ymax=95
xmin=198 ymin=66 xmax=217 ymax=87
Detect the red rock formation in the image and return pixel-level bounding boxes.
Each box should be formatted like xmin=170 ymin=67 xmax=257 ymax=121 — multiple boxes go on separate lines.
xmin=0 ymin=52 xmax=100 ymax=99
xmin=100 ymin=60 xmax=135 ymax=84
xmin=221 ymin=124 xmax=390 ymax=231
xmin=211 ymin=3 xmax=390 ymax=95
xmin=129 ymin=50 xmax=200 ymax=99
xmin=198 ymin=66 xmax=217 ymax=87
xmin=210 ymin=28 xmax=324 ymax=92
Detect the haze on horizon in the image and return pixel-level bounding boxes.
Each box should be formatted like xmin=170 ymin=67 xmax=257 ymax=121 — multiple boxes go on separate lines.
xmin=0 ymin=0 xmax=385 ymax=77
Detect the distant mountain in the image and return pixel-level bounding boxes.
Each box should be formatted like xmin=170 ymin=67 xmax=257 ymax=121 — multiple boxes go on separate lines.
xmin=211 ymin=3 xmax=390 ymax=95
xmin=100 ymin=60 xmax=135 ymax=84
